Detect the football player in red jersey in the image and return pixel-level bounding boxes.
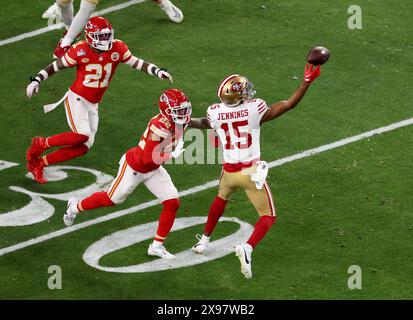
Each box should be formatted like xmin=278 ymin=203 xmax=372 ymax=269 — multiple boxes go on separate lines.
xmin=26 ymin=16 xmax=173 ymax=184
xmin=189 ymin=64 xmax=322 ymax=278
xmin=64 ymin=88 xmax=191 ymax=259
xmin=51 ymin=0 xmax=184 ymax=59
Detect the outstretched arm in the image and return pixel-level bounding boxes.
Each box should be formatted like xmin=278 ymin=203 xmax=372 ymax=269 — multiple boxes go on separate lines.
xmin=124 ymin=55 xmax=173 ymax=82
xmin=26 ymin=59 xmax=69 ymax=98
xmin=260 ymin=64 xmax=321 ymax=124
xmin=189 ymin=117 xmax=211 ymax=130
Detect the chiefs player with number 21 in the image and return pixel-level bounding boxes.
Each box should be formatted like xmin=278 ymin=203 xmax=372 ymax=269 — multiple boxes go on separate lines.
xmin=25 ymin=16 xmax=173 ymax=184
xmin=190 ymin=63 xmax=322 ymax=279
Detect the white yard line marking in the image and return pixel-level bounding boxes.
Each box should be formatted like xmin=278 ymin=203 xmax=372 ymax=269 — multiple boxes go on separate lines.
xmin=0 ymin=0 xmax=146 ymax=47
xmin=0 ymin=116 xmax=412 ymax=257
xmin=0 ymin=161 xmax=19 ymax=172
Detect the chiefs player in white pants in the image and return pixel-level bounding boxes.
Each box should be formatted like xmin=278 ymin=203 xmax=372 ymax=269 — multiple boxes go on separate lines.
xmin=49 ymin=0 xmax=184 ymax=58
xmin=64 ymin=88 xmax=191 ymax=259
xmin=26 ymin=16 xmax=172 ymax=184
xmin=190 ymin=64 xmax=322 ymax=278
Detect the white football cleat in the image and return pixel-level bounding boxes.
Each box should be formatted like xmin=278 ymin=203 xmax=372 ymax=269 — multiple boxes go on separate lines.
xmin=235 ymin=243 xmax=253 ymax=279
xmin=42 ymin=3 xmax=62 ymax=20
xmin=148 ymin=244 xmax=175 ymax=259
xmin=192 ymin=234 xmax=210 ymax=254
xmin=158 ymin=0 xmax=184 ymax=23
xmin=63 ymin=198 xmax=79 ymax=227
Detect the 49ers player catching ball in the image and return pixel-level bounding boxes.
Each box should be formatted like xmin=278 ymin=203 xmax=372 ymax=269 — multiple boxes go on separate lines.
xmin=64 ymin=88 xmax=191 ymax=259
xmin=190 ymin=64 xmax=321 ymax=278
xmin=26 ymin=16 xmax=172 ymax=184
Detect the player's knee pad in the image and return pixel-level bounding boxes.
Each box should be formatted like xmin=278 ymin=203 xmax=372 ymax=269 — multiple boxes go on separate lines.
xmin=56 ymin=0 xmax=73 ymax=6
xmin=162 ymin=198 xmax=180 ymax=212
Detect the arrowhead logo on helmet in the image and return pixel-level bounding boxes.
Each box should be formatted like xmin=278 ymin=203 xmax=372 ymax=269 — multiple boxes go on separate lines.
xmin=84 ymin=16 xmax=114 ymax=51
xmin=217 ymin=74 xmax=256 ymax=107
xmin=158 ymin=89 xmax=192 ymax=125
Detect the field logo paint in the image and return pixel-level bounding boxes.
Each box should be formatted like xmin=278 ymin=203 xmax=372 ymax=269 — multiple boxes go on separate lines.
xmin=47 ymin=265 xmax=62 ymax=290
xmin=0 ymin=163 xmax=113 ymax=226
xmin=0 ymin=160 xmax=19 ymax=172
xmin=83 ymin=216 xmax=253 ymax=273
xmin=1 ymin=116 xmax=413 ymax=255
xmin=347 ymin=265 xmax=362 ymax=289
xmin=347 ymin=5 xmax=362 ymax=30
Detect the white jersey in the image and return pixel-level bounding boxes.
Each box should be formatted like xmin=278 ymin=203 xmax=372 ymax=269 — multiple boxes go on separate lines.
xmin=206 ymin=98 xmax=268 ymax=165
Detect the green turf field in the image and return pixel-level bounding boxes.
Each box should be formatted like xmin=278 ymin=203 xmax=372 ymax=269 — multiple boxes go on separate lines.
xmin=0 ymin=0 xmax=412 ymax=299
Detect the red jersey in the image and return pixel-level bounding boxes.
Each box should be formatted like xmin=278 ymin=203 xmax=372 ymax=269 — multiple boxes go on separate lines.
xmin=126 ymin=114 xmax=186 ymax=173
xmin=63 ymin=39 xmax=132 ymax=103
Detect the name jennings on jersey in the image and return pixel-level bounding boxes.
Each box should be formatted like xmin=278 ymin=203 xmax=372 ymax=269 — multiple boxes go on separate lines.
xmin=207 ymin=98 xmax=268 ymax=168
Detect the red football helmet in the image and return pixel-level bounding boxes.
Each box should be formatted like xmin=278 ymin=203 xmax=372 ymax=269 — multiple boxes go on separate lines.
xmin=159 ymin=89 xmax=192 ymax=125
xmin=84 ymin=16 xmax=114 ymax=51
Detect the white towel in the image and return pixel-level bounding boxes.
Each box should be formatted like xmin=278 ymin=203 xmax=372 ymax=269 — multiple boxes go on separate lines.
xmin=43 ymin=91 xmax=69 ymax=113
xmin=250 ymin=161 xmax=268 ymax=190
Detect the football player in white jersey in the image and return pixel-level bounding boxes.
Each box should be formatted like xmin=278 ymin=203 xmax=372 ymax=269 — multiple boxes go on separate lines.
xmin=49 ymin=0 xmax=184 ymax=59
xmin=189 ymin=63 xmax=322 ymax=279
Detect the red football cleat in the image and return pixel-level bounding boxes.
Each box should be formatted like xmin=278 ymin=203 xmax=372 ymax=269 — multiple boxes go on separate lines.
xmin=32 ymin=159 xmax=48 ymax=184
xmin=27 ymin=137 xmax=48 ymax=163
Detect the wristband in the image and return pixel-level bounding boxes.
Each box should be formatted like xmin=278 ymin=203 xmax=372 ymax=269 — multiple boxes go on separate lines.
xmin=147 ymin=63 xmax=159 ymax=76
xmin=52 ymin=61 xmax=59 ymax=72
xmin=39 ymin=69 xmax=49 ymax=81
xmin=29 ymin=76 xmax=41 ymax=84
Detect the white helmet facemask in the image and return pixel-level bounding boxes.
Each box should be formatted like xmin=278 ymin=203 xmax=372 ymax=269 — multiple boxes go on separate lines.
xmin=165 ymin=102 xmax=192 ymax=125
xmin=87 ymin=28 xmax=114 ymax=51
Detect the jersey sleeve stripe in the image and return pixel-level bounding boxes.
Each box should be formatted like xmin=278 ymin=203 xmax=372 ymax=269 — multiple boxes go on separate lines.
xmin=258 ymin=105 xmax=267 ymax=112
xmin=123 ymin=50 xmax=132 ymax=61
xmin=61 ymin=56 xmax=69 ymax=68
xmin=258 ymin=107 xmax=268 ymax=114
xmin=150 ymin=124 xmax=169 ymax=138
xmin=123 ymin=55 xmax=133 ymax=63
xmin=64 ymin=53 xmax=77 ymax=66
xmin=257 ymin=101 xmax=266 ymax=109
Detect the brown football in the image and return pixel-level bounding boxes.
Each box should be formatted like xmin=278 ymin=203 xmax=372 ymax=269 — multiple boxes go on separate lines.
xmin=307 ymin=46 xmax=330 ymax=65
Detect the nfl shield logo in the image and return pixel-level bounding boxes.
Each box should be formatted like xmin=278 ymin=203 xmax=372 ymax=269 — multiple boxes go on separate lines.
xmin=111 ymin=52 xmax=120 ymax=61
xmin=77 ymin=49 xmax=86 ymax=57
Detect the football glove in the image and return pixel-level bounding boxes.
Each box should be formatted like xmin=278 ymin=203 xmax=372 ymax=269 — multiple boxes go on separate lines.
xmin=304 ymin=63 xmax=321 ymax=83
xmin=26 ymin=79 xmax=40 ymax=98
xmin=157 ymin=68 xmax=173 ymax=83
xmin=171 ymin=138 xmax=185 ymax=158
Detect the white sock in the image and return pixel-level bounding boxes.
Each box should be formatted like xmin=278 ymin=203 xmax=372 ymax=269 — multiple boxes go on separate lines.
xmin=61 ymin=0 xmax=96 ymax=47
xmin=57 ymin=0 xmax=74 ymax=30
xmin=201 ymin=234 xmax=210 ymax=243
xmin=152 ymin=240 xmax=164 ymax=247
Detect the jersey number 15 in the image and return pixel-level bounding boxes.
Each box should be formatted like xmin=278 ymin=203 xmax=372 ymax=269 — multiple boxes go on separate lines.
xmin=221 ymin=120 xmax=252 ymax=150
